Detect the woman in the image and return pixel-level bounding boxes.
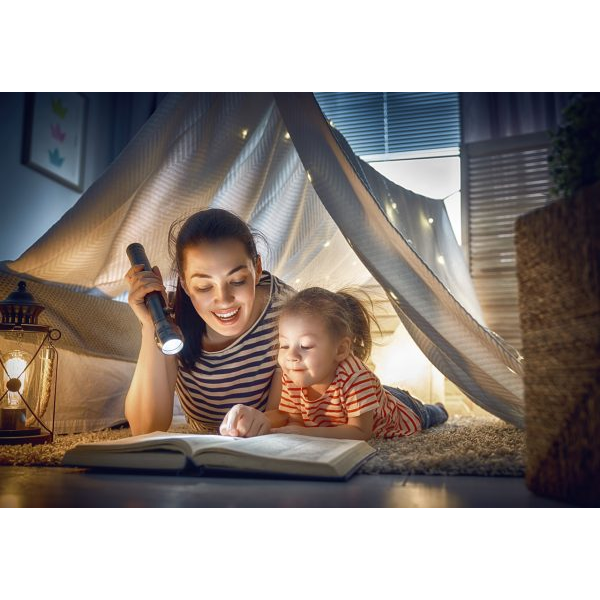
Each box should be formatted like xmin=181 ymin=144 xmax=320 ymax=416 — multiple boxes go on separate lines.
xmin=124 ymin=208 xmax=292 ymax=436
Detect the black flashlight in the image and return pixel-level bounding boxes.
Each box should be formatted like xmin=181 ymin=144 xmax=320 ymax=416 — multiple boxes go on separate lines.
xmin=126 ymin=243 xmax=184 ymax=355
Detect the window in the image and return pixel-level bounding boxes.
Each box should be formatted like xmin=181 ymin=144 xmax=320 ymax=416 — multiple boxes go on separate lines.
xmin=314 ymin=92 xmax=462 ymax=244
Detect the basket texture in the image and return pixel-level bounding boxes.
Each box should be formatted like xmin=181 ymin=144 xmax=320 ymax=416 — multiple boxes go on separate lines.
xmin=516 ymin=181 xmax=600 ymax=506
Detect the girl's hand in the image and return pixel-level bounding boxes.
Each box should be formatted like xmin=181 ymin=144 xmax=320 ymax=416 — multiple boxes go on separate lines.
xmin=220 ymin=405 xmax=271 ymax=437
xmin=125 ymin=264 xmax=168 ymax=329
xmin=272 ymin=424 xmax=306 ymax=435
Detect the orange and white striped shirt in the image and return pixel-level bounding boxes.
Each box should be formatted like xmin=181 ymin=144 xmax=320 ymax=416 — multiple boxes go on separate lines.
xmin=279 ymin=355 xmax=422 ymax=438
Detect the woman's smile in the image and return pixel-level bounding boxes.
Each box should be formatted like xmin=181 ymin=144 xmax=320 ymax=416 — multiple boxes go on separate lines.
xmin=212 ymin=307 xmax=241 ymax=324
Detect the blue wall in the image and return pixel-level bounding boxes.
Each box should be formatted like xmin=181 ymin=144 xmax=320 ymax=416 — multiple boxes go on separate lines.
xmin=0 ymin=93 xmax=158 ymax=261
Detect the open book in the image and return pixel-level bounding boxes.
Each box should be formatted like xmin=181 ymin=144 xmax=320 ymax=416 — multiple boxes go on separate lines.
xmin=62 ymin=432 xmax=376 ymax=480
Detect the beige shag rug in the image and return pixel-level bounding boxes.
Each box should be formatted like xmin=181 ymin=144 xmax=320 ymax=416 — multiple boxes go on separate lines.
xmin=0 ymin=416 xmax=525 ymax=476
xmin=361 ymin=416 xmax=525 ymax=476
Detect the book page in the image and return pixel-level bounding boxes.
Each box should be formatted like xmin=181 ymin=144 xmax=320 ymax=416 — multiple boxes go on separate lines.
xmin=199 ymin=434 xmax=361 ymax=465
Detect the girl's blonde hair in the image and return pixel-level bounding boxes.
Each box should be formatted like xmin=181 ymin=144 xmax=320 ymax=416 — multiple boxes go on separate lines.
xmin=279 ymin=287 xmax=378 ymax=361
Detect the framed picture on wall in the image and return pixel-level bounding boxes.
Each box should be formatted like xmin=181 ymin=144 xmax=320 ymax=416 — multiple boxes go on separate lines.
xmin=22 ymin=92 xmax=88 ymax=192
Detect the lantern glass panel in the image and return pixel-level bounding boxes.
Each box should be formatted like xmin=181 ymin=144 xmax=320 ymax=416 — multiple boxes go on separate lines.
xmin=0 ymin=329 xmax=56 ymax=433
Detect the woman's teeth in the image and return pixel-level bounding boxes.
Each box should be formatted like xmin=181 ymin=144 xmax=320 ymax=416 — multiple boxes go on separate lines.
xmin=213 ymin=308 xmax=240 ymax=322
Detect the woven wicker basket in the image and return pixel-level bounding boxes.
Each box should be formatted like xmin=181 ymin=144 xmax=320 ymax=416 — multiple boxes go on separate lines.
xmin=515 ymin=181 xmax=600 ymax=506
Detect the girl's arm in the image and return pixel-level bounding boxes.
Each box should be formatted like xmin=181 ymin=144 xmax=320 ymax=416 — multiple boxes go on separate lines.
xmin=274 ymin=411 xmax=374 ymax=441
xmin=263 ymin=369 xmax=289 ymax=428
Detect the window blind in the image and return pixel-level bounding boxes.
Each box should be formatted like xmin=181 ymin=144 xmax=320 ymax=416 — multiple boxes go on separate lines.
xmin=314 ymin=92 xmax=460 ymax=156
xmin=463 ymin=132 xmax=554 ymax=350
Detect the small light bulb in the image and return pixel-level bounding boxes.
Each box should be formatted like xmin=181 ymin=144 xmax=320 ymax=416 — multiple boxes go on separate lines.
xmin=284 ymin=131 xmax=290 ymax=140
xmin=323 ymin=241 xmax=330 ymax=248
xmin=329 ymin=119 xmax=335 ymax=128
xmin=241 ymin=129 xmax=248 ymax=139
xmin=391 ymin=202 xmax=397 ymax=210
xmin=389 ymin=291 xmax=398 ymax=301
xmin=437 ymin=255 xmax=445 ymax=265
xmin=3 ymin=351 xmax=31 ymax=408
xmin=295 ymin=278 xmax=301 ymax=284
xmin=428 ymin=217 xmax=434 ymax=224
xmin=307 ymin=172 xmax=312 ymax=182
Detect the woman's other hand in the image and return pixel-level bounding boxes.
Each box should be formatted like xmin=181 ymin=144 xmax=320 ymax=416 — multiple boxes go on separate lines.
xmin=220 ymin=405 xmax=271 ymax=437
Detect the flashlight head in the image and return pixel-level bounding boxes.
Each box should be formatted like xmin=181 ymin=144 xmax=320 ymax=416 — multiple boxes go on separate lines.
xmin=154 ymin=320 xmax=184 ymax=355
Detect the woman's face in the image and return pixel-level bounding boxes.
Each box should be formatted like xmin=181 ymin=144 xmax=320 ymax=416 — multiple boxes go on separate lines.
xmin=182 ymin=239 xmax=262 ymax=342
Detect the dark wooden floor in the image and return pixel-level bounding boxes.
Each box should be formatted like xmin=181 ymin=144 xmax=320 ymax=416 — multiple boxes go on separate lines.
xmin=0 ymin=466 xmax=572 ymax=507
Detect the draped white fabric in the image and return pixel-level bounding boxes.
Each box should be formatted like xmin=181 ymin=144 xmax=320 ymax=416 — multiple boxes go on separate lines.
xmin=2 ymin=92 xmax=524 ymax=428
xmin=275 ymin=93 xmax=524 ymax=426
xmin=7 ymin=93 xmax=361 ymax=298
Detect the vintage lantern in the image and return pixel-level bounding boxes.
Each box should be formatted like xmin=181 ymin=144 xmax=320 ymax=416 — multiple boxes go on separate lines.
xmin=0 ymin=281 xmax=60 ymax=445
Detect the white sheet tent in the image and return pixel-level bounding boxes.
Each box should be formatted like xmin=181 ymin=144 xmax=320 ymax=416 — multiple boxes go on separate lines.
xmin=0 ymin=92 xmax=524 ymax=432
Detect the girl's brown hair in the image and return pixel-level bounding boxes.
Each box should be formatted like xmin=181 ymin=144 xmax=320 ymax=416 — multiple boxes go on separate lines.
xmin=168 ymin=208 xmax=263 ymax=369
xmin=279 ymin=287 xmax=377 ymax=361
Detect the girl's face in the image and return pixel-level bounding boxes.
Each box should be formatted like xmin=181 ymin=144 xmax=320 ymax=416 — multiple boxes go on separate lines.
xmin=278 ymin=313 xmax=350 ymax=394
xmin=182 ymin=239 xmax=262 ymax=342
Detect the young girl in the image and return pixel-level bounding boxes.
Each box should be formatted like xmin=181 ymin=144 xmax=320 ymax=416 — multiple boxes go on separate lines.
xmin=224 ymin=287 xmax=448 ymax=440
xmin=124 ymin=208 xmax=292 ymax=436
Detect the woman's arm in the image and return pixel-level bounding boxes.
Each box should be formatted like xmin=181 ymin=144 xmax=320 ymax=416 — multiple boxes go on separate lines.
xmin=124 ymin=325 xmax=178 ymax=435
xmin=123 ymin=263 xmax=177 ymax=435
xmin=125 ymin=327 xmax=177 ymax=435
xmin=274 ymin=411 xmax=374 ymax=441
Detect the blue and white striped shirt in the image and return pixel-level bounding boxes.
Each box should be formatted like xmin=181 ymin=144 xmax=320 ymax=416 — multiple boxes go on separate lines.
xmin=175 ymin=272 xmax=292 ymax=432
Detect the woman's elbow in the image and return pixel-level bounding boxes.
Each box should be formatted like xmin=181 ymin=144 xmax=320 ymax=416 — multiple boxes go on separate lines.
xmin=126 ymin=410 xmax=171 ymax=436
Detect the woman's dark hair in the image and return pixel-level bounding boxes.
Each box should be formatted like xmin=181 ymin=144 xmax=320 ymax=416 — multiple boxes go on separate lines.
xmin=279 ymin=287 xmax=377 ymax=361
xmin=169 ymin=208 xmax=261 ymax=369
